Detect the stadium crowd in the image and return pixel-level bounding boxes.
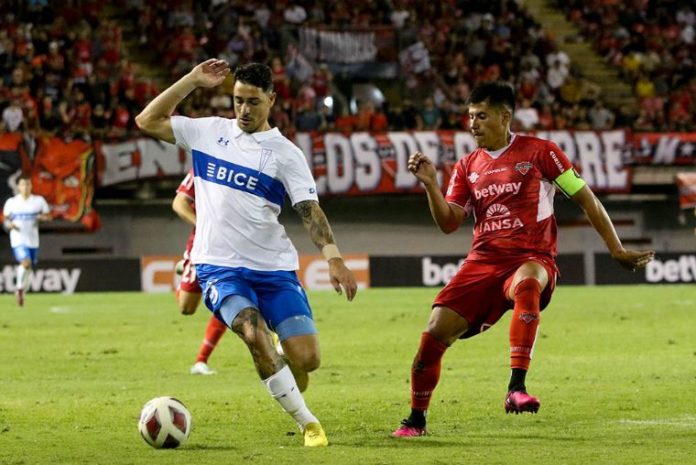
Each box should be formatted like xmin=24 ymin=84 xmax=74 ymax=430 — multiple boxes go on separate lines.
xmin=1 ymin=0 xmax=694 ymax=141
xmin=560 ymin=0 xmax=695 ymax=131
xmin=0 ymin=1 xmax=158 ymax=141
xmin=127 ymin=0 xmax=614 ymax=135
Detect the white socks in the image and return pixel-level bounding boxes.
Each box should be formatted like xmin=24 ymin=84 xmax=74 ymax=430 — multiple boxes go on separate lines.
xmin=262 ymin=365 xmax=318 ymax=429
xmin=16 ymin=265 xmax=30 ymax=290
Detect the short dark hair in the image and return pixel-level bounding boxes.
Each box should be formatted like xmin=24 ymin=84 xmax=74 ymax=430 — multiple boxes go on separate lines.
xmin=467 ymin=81 xmax=516 ymax=112
xmin=18 ymin=174 xmax=31 ymax=182
xmin=234 ymin=63 xmax=273 ymax=93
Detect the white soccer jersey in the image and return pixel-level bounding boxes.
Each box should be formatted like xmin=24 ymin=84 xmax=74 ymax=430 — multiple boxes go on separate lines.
xmin=3 ymin=194 xmax=50 ymax=248
xmin=171 ymin=116 xmax=318 ymax=271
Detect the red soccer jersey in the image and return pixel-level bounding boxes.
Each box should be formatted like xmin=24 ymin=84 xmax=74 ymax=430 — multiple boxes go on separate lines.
xmin=445 ymin=134 xmax=575 ymax=261
xmin=176 ymin=169 xmax=196 ymax=250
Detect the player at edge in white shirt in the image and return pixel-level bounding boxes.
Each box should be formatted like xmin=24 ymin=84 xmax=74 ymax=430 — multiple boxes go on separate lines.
xmin=3 ymin=175 xmax=51 ymax=307
xmin=135 ymin=59 xmax=357 ymax=447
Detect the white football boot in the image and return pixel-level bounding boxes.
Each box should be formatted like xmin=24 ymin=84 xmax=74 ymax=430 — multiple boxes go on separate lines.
xmin=190 ymin=361 xmax=216 ymax=375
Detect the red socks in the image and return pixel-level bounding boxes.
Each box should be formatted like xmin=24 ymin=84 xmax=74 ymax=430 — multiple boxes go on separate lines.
xmin=409 ymin=279 xmax=541 ymax=411
xmin=196 ymin=316 xmax=227 ymax=363
xmin=509 ymin=278 xmax=541 ymax=371
xmin=411 ymin=332 xmax=448 ymax=411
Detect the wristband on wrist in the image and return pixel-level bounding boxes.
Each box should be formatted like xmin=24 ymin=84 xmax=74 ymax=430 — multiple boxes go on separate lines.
xmin=322 ymin=244 xmax=342 ymax=261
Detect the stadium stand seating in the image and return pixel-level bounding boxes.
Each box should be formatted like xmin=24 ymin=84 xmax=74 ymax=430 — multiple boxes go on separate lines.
xmin=1 ymin=0 xmax=693 ymax=141
xmin=559 ymin=0 xmax=695 ymax=131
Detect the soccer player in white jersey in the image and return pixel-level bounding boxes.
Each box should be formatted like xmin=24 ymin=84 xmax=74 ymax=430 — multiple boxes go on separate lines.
xmin=3 ymin=175 xmax=51 ymax=306
xmin=135 ymin=59 xmax=357 ymax=447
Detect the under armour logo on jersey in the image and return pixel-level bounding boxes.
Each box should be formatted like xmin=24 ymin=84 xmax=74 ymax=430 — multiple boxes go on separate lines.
xmin=217 ymin=137 xmax=229 ymax=147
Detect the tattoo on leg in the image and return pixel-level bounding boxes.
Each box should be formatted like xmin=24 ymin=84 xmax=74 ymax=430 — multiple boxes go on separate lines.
xmin=232 ymin=309 xmax=284 ymax=379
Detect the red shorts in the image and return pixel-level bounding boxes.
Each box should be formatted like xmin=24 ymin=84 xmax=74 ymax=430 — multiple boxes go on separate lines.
xmin=177 ymin=234 xmax=201 ymax=294
xmin=433 ymin=255 xmax=557 ymax=339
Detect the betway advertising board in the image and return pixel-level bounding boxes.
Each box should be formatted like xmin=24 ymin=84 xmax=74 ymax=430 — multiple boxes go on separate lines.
xmin=2 ymin=253 xmax=692 ymax=294
xmin=140 ymin=254 xmax=370 ymax=293
xmin=0 ymin=259 xmax=141 ymax=294
xmin=595 ymin=253 xmax=696 ymax=285
xmin=369 ymin=254 xmax=586 ymax=287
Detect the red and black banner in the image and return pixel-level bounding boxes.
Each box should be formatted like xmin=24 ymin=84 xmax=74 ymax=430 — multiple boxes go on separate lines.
xmin=0 ymin=134 xmax=100 ymax=230
xmin=96 ymin=130 xmax=696 ymax=195
xmin=295 ymin=129 xmax=635 ymax=196
xmin=630 ymin=132 xmax=696 ymax=165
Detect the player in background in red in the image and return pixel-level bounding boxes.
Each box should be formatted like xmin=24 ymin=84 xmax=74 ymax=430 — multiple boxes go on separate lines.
xmin=172 ymin=169 xmax=228 ymax=375
xmin=392 ymin=81 xmax=655 ymax=437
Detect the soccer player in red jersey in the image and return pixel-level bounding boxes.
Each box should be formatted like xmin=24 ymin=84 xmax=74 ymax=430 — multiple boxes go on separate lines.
xmin=392 ymin=81 xmax=655 ymax=437
xmin=172 ymin=169 xmax=228 ymax=376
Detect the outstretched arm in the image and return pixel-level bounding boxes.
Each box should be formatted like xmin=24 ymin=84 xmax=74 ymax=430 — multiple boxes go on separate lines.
xmin=294 ymin=200 xmax=357 ymax=301
xmin=135 ymin=59 xmax=230 ymax=143
xmin=571 ymin=185 xmax=654 ymax=270
xmin=408 ymin=151 xmax=467 ymax=233
xmin=172 ymin=193 xmax=196 ymax=226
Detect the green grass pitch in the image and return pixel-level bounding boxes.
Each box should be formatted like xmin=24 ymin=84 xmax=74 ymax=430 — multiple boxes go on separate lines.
xmin=1 ymin=286 xmax=694 ymax=465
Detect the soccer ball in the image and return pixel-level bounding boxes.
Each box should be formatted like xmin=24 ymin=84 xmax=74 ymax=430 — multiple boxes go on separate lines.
xmin=138 ymin=396 xmax=192 ymax=449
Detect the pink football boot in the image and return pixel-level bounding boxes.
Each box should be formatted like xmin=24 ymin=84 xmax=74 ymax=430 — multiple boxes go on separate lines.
xmin=391 ymin=419 xmax=427 ymax=437
xmin=505 ymin=390 xmax=540 ymax=414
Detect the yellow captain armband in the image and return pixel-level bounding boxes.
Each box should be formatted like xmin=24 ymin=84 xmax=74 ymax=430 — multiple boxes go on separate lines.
xmin=321 ymin=244 xmax=343 ymax=261
xmin=554 ymin=168 xmax=586 ymax=197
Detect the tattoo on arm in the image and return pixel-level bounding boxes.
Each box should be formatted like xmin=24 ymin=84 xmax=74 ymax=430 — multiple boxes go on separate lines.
xmin=294 ymin=200 xmax=336 ymax=250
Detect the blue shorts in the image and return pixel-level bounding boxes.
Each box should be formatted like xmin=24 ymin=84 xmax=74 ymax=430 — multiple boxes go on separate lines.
xmin=196 ymin=264 xmax=316 ymax=340
xmin=13 ymin=246 xmax=38 ymax=266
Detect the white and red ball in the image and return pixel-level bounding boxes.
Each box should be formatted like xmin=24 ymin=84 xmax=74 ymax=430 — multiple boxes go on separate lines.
xmin=138 ymin=396 xmax=192 ymax=449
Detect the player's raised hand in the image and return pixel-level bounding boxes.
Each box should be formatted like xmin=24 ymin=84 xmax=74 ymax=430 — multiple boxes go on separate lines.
xmin=612 ymin=248 xmax=655 ymax=271
xmin=328 ymin=258 xmax=357 ymax=302
xmin=189 ymin=59 xmax=230 ymax=88
xmin=408 ymin=152 xmax=437 ymax=186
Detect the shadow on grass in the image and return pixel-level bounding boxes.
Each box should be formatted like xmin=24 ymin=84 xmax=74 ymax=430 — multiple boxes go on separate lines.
xmin=466 ymin=433 xmax=583 ymax=442
xmin=330 ymin=437 xmax=467 ymax=448
xmin=180 ymin=444 xmax=239 ymax=451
